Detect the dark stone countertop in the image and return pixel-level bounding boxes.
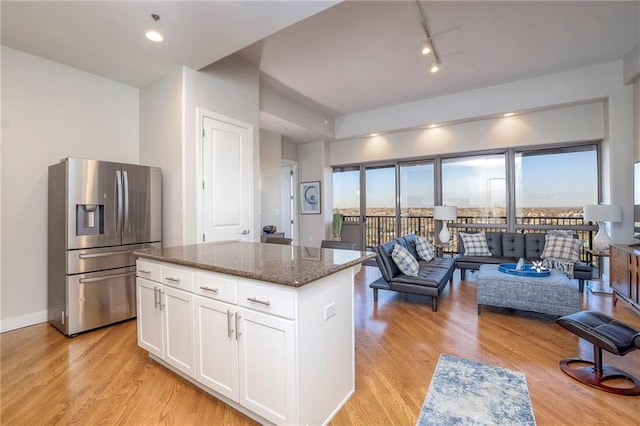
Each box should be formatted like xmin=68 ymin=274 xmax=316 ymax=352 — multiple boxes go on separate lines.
xmin=134 ymin=241 xmax=376 ymax=288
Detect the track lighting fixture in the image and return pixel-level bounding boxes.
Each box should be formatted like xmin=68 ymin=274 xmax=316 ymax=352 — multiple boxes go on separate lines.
xmin=415 ymin=1 xmax=441 ymax=73
xmin=421 ymin=41 xmax=431 ymax=55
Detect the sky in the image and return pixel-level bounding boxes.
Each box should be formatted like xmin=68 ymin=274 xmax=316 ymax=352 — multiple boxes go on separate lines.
xmin=333 ymin=150 xmax=598 ymax=210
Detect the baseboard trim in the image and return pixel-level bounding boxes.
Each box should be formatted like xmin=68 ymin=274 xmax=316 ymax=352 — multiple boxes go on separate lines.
xmin=1 ymin=311 xmax=47 ymax=333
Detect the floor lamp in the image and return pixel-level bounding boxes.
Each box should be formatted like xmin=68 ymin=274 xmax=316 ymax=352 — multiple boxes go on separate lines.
xmin=433 ymin=206 xmax=457 ymax=244
xmin=583 ymin=204 xmax=622 ymax=252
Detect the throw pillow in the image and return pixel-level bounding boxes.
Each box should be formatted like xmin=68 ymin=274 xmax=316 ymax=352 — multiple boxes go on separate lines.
xmin=391 ymin=244 xmax=419 ymax=276
xmin=460 ymin=232 xmax=492 ymax=256
xmin=547 ymin=229 xmax=577 ymax=238
xmin=415 ymin=235 xmax=435 ymax=262
xmin=541 ymin=235 xmax=582 ymax=262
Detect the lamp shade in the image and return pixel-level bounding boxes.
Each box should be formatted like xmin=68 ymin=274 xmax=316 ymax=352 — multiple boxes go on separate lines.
xmin=433 ymin=205 xmax=457 ymax=221
xmin=583 ymin=204 xmax=622 ymax=223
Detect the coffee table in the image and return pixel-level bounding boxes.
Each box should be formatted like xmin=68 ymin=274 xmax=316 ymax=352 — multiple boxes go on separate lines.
xmin=477 ymin=264 xmax=580 ymax=317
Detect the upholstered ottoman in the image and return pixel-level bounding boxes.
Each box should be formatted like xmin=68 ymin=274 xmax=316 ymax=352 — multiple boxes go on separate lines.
xmin=477 ymin=264 xmax=580 ymax=317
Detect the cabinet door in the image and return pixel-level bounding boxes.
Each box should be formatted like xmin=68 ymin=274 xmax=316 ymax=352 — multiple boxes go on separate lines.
xmin=610 ymin=247 xmax=631 ymax=298
xmin=237 ymin=308 xmax=295 ymax=425
xmin=137 ymin=278 xmax=164 ymax=358
xmin=194 ymin=296 xmax=238 ymax=401
xmin=163 ymin=286 xmax=195 ymax=377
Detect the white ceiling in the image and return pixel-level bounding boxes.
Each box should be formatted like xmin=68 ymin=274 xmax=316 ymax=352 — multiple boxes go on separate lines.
xmin=2 ymin=1 xmax=639 ymax=143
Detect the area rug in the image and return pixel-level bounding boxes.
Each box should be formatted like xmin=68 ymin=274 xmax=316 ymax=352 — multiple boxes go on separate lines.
xmin=416 ymin=354 xmax=536 ymax=425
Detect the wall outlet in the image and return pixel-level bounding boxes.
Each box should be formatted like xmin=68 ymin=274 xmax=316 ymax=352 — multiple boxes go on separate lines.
xmin=324 ymin=302 xmax=336 ymax=320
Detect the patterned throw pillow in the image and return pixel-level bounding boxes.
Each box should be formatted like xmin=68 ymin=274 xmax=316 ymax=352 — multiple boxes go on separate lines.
xmin=391 ymin=244 xmax=419 ymax=276
xmin=541 ymin=235 xmax=582 ymax=262
xmin=460 ymin=232 xmax=492 ymax=256
xmin=415 ymin=236 xmax=435 ymax=261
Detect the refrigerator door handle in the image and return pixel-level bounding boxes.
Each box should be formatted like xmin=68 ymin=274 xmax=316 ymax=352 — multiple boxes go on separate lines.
xmin=116 ymin=170 xmax=123 ymax=235
xmin=78 ymin=249 xmax=135 ymax=259
xmin=123 ymin=171 xmax=129 ymax=234
xmin=79 ymin=271 xmax=136 ymax=284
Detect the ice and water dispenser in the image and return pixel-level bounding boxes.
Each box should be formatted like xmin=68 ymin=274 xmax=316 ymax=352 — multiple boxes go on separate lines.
xmin=76 ymin=204 xmax=105 ymax=235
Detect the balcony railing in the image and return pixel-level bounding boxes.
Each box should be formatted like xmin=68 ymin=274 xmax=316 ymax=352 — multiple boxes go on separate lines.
xmin=344 ymin=214 xmax=596 ymax=263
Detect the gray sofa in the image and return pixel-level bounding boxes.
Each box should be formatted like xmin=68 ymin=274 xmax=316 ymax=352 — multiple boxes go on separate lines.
xmin=372 ymin=234 xmax=456 ymax=312
xmin=456 ymin=232 xmax=592 ymax=292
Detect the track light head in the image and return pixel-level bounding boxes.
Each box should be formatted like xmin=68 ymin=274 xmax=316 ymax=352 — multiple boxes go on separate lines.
xmin=430 ymin=60 xmax=440 ymax=73
xmin=421 ymin=41 xmax=431 ymax=55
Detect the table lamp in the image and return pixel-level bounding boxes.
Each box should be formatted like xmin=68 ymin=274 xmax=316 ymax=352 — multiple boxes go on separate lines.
xmin=433 ymin=205 xmax=457 ymax=244
xmin=583 ymin=204 xmax=622 ymax=251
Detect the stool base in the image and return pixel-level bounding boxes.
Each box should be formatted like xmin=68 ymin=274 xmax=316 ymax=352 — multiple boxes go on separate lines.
xmin=560 ymin=358 xmax=640 ymax=396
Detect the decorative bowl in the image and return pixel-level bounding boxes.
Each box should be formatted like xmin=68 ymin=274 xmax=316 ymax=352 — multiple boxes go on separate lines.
xmin=262 ymin=225 xmax=277 ymax=234
xmin=498 ymin=263 xmax=550 ymax=277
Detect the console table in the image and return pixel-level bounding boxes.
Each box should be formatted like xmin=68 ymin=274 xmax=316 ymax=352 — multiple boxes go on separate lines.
xmin=609 ymin=244 xmax=640 ymax=312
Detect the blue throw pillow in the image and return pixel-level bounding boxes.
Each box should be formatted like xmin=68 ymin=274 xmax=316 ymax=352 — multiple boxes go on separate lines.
xmin=391 ymin=244 xmax=419 ymax=276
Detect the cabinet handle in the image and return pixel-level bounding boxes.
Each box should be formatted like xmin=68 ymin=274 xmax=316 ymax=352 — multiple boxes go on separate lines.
xmin=235 ymin=313 xmax=242 ymax=340
xmin=227 ymin=310 xmax=234 ymax=338
xmin=139 ymin=269 xmax=151 ymax=274
xmin=165 ymin=277 xmax=180 ymax=283
xmin=199 ymin=286 xmax=219 ymax=293
xmin=154 ymin=287 xmax=159 ymax=308
xmin=247 ymin=297 xmax=270 ymax=306
xmin=159 ymin=291 xmax=165 ymax=310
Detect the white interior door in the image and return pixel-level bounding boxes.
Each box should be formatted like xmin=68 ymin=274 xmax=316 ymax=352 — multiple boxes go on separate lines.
xmin=203 ymin=116 xmax=252 ymax=242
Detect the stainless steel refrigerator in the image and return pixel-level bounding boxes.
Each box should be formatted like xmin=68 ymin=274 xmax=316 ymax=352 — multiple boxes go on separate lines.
xmin=48 ymin=157 xmax=161 ymax=336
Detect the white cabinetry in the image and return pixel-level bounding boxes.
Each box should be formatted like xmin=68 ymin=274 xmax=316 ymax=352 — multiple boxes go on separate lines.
xmin=136 ymin=260 xmax=194 ymax=377
xmin=137 ymin=258 xmax=355 ymax=426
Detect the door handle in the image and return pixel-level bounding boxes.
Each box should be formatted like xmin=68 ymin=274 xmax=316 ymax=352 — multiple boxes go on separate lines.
xmin=79 ymin=249 xmax=134 ymax=259
xmin=79 ymin=271 xmax=135 ymax=283
xmin=241 ymin=229 xmax=250 ymax=235
xmin=116 ymin=170 xmax=123 ymax=234
xmin=235 ymin=312 xmax=241 ymax=340
xmin=123 ymin=170 xmax=129 ymax=233
xmin=247 ymin=297 xmax=270 ymax=306
xmin=227 ymin=310 xmax=234 ymax=338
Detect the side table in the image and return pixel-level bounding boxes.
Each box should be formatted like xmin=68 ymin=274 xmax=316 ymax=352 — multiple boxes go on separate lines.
xmin=433 ymin=241 xmax=453 ymax=258
xmin=585 ymin=249 xmax=613 ymax=295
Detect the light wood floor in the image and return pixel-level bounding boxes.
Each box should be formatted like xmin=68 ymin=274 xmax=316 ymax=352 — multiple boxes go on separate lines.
xmin=2 ymin=267 xmax=639 ymax=425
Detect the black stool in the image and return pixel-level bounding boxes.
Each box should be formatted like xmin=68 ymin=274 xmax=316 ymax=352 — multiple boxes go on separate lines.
xmin=556 ymin=310 xmax=640 ymax=396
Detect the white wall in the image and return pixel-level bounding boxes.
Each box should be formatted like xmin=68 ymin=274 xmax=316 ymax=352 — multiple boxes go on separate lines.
xmin=330 ymin=102 xmax=604 ymax=164
xmin=298 ymin=141 xmax=330 ymax=246
xmin=1 ymin=46 xmax=139 ymax=331
xmin=282 ymin=140 xmax=298 ymax=162
xmin=140 ymin=69 xmax=183 ymax=247
xmin=260 ymin=129 xmax=283 ymax=230
xmin=183 ymin=55 xmax=261 ymax=244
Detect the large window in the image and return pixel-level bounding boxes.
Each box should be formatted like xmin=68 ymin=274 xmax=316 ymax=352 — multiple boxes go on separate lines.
xmin=442 ymin=154 xmax=507 ymax=226
xmin=332 ymin=143 xmax=599 ymax=251
xmin=400 ymin=162 xmax=434 ymax=238
xmin=515 ymin=146 xmax=598 ymax=226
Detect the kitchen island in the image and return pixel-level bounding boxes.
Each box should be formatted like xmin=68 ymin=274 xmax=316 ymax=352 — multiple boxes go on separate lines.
xmin=134 ymin=241 xmax=375 ymax=426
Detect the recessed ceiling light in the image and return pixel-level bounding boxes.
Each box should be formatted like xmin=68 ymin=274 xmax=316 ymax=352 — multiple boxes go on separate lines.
xmin=145 ymin=30 xmax=164 ymax=42
xmin=503 ymin=112 xmax=515 ymax=117
xmin=370 ymin=133 xmax=379 ymax=137
xmin=428 ymin=124 xmax=438 ymax=128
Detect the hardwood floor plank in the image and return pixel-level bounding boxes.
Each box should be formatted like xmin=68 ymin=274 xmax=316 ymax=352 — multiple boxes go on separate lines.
xmin=2 ymin=266 xmax=639 ymax=425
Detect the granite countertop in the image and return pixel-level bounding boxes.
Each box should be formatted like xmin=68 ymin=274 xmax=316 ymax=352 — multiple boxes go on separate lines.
xmin=134 ymin=241 xmax=376 ymax=287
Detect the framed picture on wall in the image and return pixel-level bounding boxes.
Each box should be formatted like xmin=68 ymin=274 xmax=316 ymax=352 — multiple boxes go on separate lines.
xmin=300 ymin=181 xmax=321 ymax=214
